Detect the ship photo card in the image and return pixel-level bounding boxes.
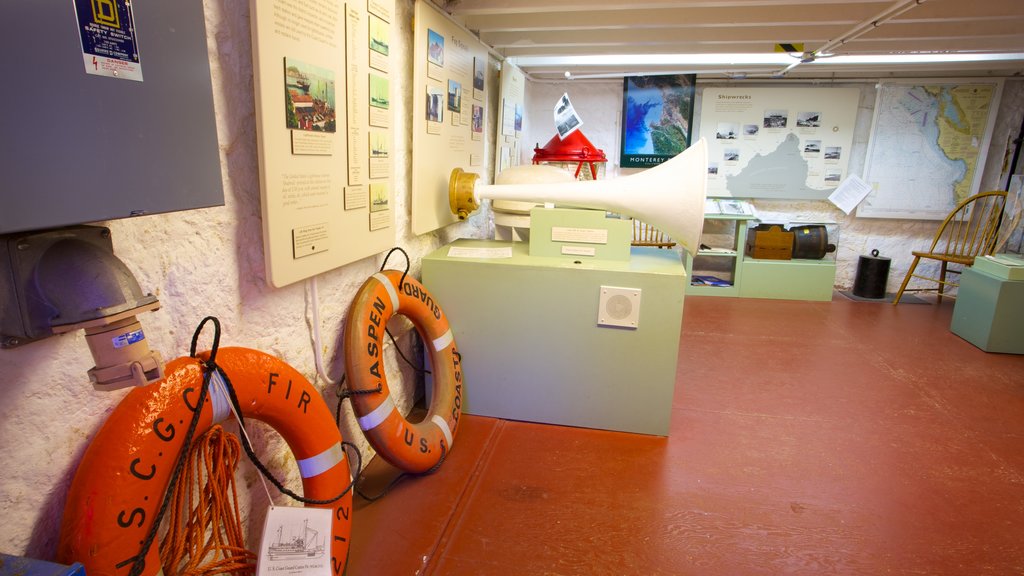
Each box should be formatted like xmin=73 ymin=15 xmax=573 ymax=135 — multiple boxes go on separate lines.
xmin=256 ymin=506 xmax=333 ymax=576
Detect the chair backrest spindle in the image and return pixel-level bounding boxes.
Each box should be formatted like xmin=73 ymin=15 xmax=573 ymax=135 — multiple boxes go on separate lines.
xmin=928 ymin=191 xmax=1006 ymax=260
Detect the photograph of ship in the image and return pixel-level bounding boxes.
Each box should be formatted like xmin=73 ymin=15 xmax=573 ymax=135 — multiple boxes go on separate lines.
xmin=763 ymin=109 xmax=788 ymax=128
xmin=284 ymin=57 xmax=336 ymax=132
xmin=370 ymin=74 xmax=389 ymax=109
xmin=472 ymin=105 xmax=483 ymax=133
xmin=370 ymin=130 xmax=389 ymax=157
xmin=743 ymin=124 xmax=759 ymax=136
xmin=369 ymin=15 xmax=389 ymax=55
xmin=473 ymin=56 xmax=485 ymax=91
xmin=723 ymin=148 xmax=740 ymax=162
xmin=267 ymin=519 xmax=325 ymax=561
xmin=427 ymin=28 xmax=444 ymax=66
xmin=426 ymin=87 xmax=443 ymax=123
xmin=556 ymin=114 xmax=579 ymax=139
xmin=370 ymin=183 xmax=389 ymax=212
xmin=804 ymin=140 xmax=821 ymax=154
xmin=715 ymin=122 xmax=738 ymax=139
xmin=797 ymin=111 xmax=821 ymax=127
xmin=447 ymin=79 xmax=461 ymax=112
xmin=825 ymin=146 xmax=842 ymax=160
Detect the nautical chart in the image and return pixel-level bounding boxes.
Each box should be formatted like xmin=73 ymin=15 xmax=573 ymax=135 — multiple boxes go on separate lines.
xmin=858 ymin=80 xmax=1003 ymax=220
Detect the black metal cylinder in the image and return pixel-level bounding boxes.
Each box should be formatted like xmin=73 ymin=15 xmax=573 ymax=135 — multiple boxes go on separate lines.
xmin=791 ymin=225 xmax=836 ymax=259
xmin=852 ymin=249 xmax=891 ymax=299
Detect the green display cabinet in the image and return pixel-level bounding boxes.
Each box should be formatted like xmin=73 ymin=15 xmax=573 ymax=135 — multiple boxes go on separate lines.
xmin=950 ymin=266 xmax=1024 ymax=354
xmin=739 ymin=257 xmax=837 ymax=301
xmin=422 ymin=238 xmax=687 ymax=436
xmin=686 ymin=213 xmax=754 ymax=297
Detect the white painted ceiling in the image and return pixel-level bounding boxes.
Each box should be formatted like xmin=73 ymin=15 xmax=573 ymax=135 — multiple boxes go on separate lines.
xmin=436 ymin=0 xmax=1024 ymax=80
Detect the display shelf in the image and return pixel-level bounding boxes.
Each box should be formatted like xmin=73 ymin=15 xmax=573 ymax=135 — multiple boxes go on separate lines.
xmin=685 ymin=211 xmax=838 ymax=301
xmin=687 ymin=213 xmax=754 ymax=297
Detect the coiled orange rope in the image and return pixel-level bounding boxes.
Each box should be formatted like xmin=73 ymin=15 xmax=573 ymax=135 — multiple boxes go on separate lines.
xmin=159 ymin=425 xmax=256 ymax=576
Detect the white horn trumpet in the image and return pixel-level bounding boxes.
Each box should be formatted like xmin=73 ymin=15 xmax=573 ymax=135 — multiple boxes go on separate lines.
xmin=449 ymin=139 xmax=708 ymax=256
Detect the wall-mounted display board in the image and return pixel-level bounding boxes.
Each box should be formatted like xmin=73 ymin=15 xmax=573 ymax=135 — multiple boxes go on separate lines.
xmin=698 ymin=87 xmax=859 ymax=200
xmin=251 ymin=0 xmax=396 ymax=288
xmin=858 ymin=79 xmax=1003 ymax=220
xmin=411 ymin=0 xmax=489 ymax=235
xmin=493 ymin=61 xmax=526 ymax=178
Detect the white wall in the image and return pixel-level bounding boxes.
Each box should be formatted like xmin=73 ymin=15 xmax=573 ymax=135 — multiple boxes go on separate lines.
xmin=0 ymin=0 xmax=492 ymax=559
xmin=524 ymin=79 xmax=1024 ymax=292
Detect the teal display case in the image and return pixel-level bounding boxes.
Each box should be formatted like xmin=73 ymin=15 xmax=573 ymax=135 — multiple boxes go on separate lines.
xmin=950 ymin=266 xmax=1024 ymax=354
xmin=422 ymin=239 xmax=686 ymax=436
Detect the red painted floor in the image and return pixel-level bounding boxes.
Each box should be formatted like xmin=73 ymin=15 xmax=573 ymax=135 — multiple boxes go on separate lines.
xmin=346 ymin=295 xmax=1024 ymax=575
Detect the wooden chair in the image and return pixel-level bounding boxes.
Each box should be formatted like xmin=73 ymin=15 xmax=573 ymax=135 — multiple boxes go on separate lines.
xmin=892 ymin=190 xmax=1007 ymax=305
xmin=631 ymin=219 xmax=676 ymax=249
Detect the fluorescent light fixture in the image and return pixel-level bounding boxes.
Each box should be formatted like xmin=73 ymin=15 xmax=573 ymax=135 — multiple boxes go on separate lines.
xmin=510 ymin=54 xmax=796 ymax=67
xmin=814 ymin=53 xmax=1024 ymax=64
xmin=510 ymin=52 xmax=1024 ymax=68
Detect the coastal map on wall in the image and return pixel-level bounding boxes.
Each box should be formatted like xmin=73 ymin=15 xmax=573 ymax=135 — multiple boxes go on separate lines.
xmin=858 ymin=80 xmax=1003 ymax=220
xmin=698 ymin=87 xmax=859 ymax=199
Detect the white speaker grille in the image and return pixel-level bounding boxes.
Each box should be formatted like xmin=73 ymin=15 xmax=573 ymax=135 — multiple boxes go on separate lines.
xmin=597 ymin=286 xmax=641 ymax=329
xmin=606 ymin=294 xmax=633 ymax=320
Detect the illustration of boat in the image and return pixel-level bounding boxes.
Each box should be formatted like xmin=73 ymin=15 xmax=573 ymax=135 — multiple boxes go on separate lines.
xmin=268 ymin=519 xmax=325 ymax=560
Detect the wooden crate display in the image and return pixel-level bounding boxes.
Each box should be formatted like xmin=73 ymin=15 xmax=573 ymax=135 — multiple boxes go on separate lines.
xmin=746 ymin=225 xmax=793 ymax=260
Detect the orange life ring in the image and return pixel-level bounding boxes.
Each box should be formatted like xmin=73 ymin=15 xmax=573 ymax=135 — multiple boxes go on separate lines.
xmin=57 ymin=347 xmax=353 ymax=576
xmin=344 ymin=270 xmax=463 ymax=473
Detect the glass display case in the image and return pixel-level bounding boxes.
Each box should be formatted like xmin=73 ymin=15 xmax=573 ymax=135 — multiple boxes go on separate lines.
xmin=685 ymin=211 xmax=839 ymax=301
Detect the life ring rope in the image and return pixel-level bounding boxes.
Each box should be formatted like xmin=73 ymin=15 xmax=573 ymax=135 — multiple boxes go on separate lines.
xmin=128 ymin=318 xmax=359 ymax=576
xmin=127 ymin=335 xmax=219 ymax=576
xmin=211 ymin=362 xmax=361 ymax=506
xmin=59 ymin=317 xmax=358 ymax=576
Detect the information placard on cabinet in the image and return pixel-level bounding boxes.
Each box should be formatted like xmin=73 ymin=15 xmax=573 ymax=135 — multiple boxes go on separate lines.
xmin=411 ymin=0 xmax=489 ymax=235
xmin=251 ymin=0 xmax=395 ymax=287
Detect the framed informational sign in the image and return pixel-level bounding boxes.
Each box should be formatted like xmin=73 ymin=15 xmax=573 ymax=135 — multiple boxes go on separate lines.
xmin=619 ymin=74 xmax=696 ymax=168
xmin=493 ymin=61 xmax=525 ymax=179
xmin=411 ymin=0 xmax=489 ymax=235
xmin=697 ymin=87 xmax=859 ymax=200
xmin=251 ymin=0 xmax=396 ymax=287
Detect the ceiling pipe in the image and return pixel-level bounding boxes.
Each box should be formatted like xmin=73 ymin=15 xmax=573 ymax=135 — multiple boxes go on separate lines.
xmin=775 ymin=0 xmax=929 ymax=77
